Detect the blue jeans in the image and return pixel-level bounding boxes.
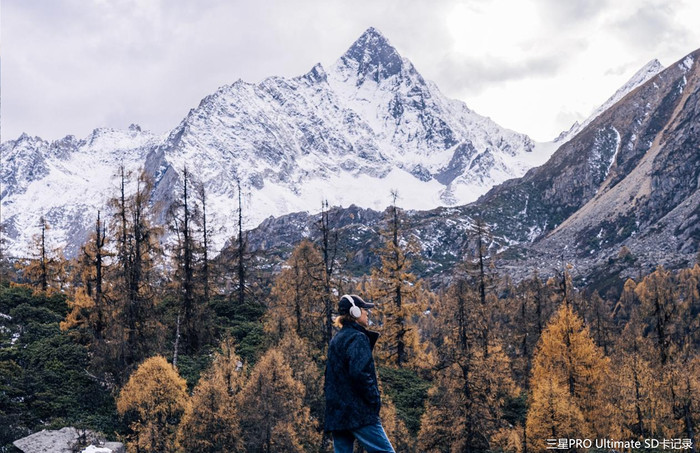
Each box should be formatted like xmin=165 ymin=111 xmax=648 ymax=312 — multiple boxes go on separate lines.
xmin=332 ymin=421 xmax=396 ymax=453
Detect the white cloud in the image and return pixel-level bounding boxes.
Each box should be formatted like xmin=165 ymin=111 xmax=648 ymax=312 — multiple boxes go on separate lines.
xmin=2 ymin=0 xmax=699 ymax=143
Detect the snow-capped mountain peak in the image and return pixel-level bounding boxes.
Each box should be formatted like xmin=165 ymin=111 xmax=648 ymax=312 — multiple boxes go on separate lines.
xmin=336 ymin=27 xmax=405 ymax=84
xmin=3 ymin=27 xmax=549 ymax=257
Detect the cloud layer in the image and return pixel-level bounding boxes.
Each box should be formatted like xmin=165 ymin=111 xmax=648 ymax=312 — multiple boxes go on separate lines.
xmin=2 ymin=0 xmax=699 ymax=142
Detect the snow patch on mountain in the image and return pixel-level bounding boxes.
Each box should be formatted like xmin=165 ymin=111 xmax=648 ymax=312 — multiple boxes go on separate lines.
xmin=680 ymin=55 xmax=694 ymax=71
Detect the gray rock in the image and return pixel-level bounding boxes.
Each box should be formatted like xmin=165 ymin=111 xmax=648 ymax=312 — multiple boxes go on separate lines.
xmin=13 ymin=427 xmax=124 ymax=453
xmin=102 ymin=442 xmax=126 ymax=453
xmin=81 ymin=444 xmax=126 ymax=453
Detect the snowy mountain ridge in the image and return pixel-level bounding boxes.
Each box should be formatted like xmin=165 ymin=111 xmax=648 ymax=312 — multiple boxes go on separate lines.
xmin=555 ymin=59 xmax=664 ymax=144
xmin=0 ymin=28 xmax=651 ymax=258
xmin=1 ymin=125 xmax=163 ymax=257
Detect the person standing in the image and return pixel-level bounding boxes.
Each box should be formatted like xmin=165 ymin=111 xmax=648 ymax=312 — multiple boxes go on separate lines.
xmin=324 ymin=294 xmax=395 ymax=453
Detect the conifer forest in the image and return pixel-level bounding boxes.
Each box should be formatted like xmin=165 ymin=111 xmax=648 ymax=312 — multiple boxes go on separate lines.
xmin=1 ymin=167 xmax=699 ymax=453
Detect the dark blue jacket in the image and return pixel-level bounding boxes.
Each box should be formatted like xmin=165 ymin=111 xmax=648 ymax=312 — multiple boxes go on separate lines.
xmin=324 ymin=322 xmax=381 ymax=431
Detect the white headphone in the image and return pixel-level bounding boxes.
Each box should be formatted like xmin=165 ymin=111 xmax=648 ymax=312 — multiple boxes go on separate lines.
xmin=342 ymin=294 xmax=362 ymax=319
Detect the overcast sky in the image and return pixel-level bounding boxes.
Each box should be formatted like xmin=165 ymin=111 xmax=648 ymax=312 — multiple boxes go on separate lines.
xmin=3 ymin=0 xmax=700 ymax=143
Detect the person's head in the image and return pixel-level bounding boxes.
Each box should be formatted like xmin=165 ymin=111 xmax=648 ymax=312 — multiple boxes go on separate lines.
xmin=335 ymin=294 xmax=374 ymax=328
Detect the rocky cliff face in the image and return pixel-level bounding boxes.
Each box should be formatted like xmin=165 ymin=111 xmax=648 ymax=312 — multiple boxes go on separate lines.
xmin=1 ymin=126 xmax=159 ymax=257
xmin=5 ymin=28 xmax=695 ymax=290
xmin=533 ymin=51 xmax=700 ymax=274
xmin=465 ymin=50 xmax=698 ymax=243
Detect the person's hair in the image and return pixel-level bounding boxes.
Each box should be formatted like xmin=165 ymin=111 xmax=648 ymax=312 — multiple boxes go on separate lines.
xmin=333 ymin=313 xmax=355 ymax=328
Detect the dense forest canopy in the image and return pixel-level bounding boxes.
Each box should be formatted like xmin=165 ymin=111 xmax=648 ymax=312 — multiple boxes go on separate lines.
xmin=1 ymin=168 xmax=698 ymax=453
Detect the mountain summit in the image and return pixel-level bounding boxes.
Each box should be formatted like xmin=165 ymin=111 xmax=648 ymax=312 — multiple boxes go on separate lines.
xmin=0 ymin=27 xmax=643 ymax=258
xmin=338 ymin=27 xmax=405 ymax=83
xmin=236 ymin=47 xmax=700 ymax=287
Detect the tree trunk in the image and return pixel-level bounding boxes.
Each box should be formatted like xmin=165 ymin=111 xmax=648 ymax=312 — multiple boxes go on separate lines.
xmin=237 ymin=180 xmax=246 ymax=307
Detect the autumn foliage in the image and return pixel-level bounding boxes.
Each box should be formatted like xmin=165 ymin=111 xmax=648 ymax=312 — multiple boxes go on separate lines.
xmin=238 ymin=348 xmax=320 ymax=452
xmin=177 ymin=337 xmax=245 ymax=452
xmin=8 ymin=180 xmax=700 ymax=453
xmin=526 ymin=303 xmax=611 ymax=449
xmin=116 ymin=356 xmax=190 ymax=452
